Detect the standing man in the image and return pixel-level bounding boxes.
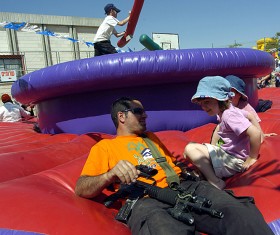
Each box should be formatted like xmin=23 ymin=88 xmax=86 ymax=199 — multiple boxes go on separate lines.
xmin=0 ymin=94 xmax=31 ymax=122
xmin=94 ymin=3 xmax=130 ymax=56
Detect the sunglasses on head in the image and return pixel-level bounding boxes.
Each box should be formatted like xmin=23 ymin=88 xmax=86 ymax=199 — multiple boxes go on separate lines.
xmin=122 ymin=108 xmax=145 ymax=115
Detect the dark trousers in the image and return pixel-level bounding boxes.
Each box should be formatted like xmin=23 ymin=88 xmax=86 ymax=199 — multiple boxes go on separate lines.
xmin=94 ymin=40 xmax=117 ymax=56
xmin=128 ymin=180 xmax=273 ymax=235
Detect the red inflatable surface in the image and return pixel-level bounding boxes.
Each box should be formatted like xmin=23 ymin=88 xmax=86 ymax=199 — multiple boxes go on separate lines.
xmin=0 ymin=88 xmax=279 ymax=234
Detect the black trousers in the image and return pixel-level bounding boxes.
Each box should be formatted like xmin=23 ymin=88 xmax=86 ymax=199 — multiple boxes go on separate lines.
xmin=127 ymin=180 xmax=273 ymax=235
xmin=94 ymin=40 xmax=117 ymax=56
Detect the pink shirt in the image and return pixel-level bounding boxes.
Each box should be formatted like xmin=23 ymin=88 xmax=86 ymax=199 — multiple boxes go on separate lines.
xmin=238 ymin=100 xmax=261 ymax=122
xmin=217 ymin=104 xmax=252 ymax=160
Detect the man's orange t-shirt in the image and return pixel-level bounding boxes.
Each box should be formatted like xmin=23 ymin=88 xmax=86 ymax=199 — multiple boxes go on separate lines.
xmin=81 ymin=132 xmax=181 ymax=188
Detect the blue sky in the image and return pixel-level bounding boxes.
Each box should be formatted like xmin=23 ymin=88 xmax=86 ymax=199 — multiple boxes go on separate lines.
xmin=1 ymin=0 xmax=279 ymax=51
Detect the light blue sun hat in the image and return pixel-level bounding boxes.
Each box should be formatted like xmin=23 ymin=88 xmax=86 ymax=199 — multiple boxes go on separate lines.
xmin=225 ymin=75 xmax=248 ymax=101
xmin=191 ymin=76 xmax=234 ymax=103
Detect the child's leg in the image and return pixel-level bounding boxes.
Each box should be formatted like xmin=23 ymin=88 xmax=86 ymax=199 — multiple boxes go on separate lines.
xmin=183 ymin=142 xmax=225 ymax=190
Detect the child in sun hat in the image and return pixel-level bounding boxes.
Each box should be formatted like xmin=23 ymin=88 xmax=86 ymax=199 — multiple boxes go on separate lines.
xmin=224 ymin=75 xmax=277 ymax=142
xmin=225 ymin=75 xmax=261 ymax=121
xmin=183 ymin=76 xmax=262 ymax=190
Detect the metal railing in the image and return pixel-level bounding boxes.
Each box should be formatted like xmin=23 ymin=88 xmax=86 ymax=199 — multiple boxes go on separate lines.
xmin=0 ymin=50 xmax=95 ymax=78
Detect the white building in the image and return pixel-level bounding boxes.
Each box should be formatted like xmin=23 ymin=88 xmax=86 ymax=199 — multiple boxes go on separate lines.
xmin=0 ymin=12 xmax=102 ymax=97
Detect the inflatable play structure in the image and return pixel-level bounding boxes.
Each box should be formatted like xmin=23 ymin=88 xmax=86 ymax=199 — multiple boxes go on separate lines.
xmin=11 ymin=48 xmax=274 ymax=135
xmin=117 ymin=0 xmax=144 ymax=48
xmin=0 ymin=47 xmax=279 ymax=234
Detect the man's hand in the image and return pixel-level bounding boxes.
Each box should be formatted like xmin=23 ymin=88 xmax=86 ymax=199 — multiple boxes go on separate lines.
xmin=108 ymin=160 xmax=139 ymax=185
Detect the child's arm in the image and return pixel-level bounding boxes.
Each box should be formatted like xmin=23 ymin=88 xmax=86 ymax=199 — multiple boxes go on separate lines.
xmin=210 ymin=125 xmax=220 ymax=145
xmin=246 ymin=113 xmax=265 ymax=143
xmin=247 ymin=113 xmax=277 ymax=141
xmin=243 ymin=125 xmax=261 ymax=170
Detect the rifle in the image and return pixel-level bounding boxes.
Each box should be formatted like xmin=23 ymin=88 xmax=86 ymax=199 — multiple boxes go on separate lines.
xmin=104 ymin=165 xmax=224 ymax=224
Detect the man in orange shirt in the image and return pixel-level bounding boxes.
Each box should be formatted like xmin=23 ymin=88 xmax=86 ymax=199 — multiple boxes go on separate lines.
xmin=75 ymin=97 xmax=273 ymax=235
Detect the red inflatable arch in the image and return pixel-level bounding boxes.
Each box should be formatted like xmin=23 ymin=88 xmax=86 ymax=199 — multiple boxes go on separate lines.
xmin=117 ymin=0 xmax=144 ymax=48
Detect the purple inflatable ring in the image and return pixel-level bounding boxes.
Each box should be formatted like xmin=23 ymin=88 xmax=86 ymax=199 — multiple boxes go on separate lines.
xmin=11 ymin=48 xmax=274 ymax=134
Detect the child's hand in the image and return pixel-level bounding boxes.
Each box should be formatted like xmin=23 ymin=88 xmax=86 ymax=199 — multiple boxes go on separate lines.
xmin=264 ymin=133 xmax=277 ymax=137
xmin=242 ymin=157 xmax=257 ymax=171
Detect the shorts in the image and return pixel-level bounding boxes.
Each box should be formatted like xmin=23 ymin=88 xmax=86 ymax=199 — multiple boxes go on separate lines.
xmin=204 ymin=143 xmax=244 ymax=178
xmin=94 ymin=40 xmax=117 ymax=56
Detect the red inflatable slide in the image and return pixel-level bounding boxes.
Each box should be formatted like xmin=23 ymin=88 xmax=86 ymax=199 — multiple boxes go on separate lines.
xmin=0 ymin=87 xmax=279 ymax=234
xmin=117 ymin=0 xmax=144 ymax=48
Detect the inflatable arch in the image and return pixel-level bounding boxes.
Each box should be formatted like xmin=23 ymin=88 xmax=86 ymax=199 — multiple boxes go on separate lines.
xmin=117 ymin=0 xmax=144 ymax=48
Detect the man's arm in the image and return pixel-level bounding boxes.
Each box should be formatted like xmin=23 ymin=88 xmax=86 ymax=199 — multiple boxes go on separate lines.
xmin=75 ymin=173 xmax=115 ymax=198
xmin=18 ymin=106 xmax=31 ymax=119
xmin=112 ymin=11 xmax=130 ymax=38
xmin=113 ymin=30 xmax=126 ymax=38
xmin=117 ymin=12 xmax=130 ymax=26
xmin=75 ymin=160 xmax=139 ymax=198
